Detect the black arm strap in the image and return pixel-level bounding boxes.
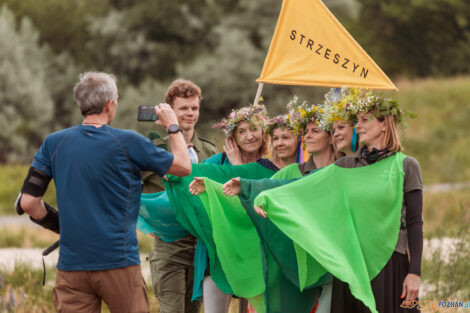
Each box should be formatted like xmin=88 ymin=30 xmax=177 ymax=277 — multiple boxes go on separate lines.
xmin=21 ymin=167 xmax=51 ymax=197
xmin=30 ymin=202 xmax=60 ymax=234
xmin=17 ymin=167 xmax=52 ymax=215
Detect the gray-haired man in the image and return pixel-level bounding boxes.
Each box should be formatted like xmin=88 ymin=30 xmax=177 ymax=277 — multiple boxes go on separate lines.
xmin=17 ymin=72 xmax=191 ymax=313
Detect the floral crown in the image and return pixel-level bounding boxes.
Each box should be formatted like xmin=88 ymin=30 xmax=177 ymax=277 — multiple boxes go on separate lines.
xmin=266 ymin=114 xmax=294 ymax=135
xmin=322 ymin=87 xmax=415 ymax=128
xmin=339 ymin=87 xmax=415 ymax=124
xmin=287 ymin=96 xmax=330 ymax=133
xmin=213 ymin=103 xmax=269 ymax=136
xmin=321 ymin=88 xmax=357 ymax=130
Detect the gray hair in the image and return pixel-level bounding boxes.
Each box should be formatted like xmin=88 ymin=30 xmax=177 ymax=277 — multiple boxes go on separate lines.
xmin=73 ymin=72 xmax=118 ymax=116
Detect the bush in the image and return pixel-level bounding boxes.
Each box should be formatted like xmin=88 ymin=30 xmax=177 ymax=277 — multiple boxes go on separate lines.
xmin=422 ymin=204 xmax=470 ymax=300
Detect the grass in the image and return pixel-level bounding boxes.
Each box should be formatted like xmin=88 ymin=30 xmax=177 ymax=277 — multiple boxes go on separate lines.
xmin=423 ymin=188 xmax=470 ymax=237
xmin=390 ymin=76 xmax=470 ymax=184
xmin=421 ymin=204 xmax=470 ymax=304
xmin=0 ymin=263 xmax=55 ymax=313
xmin=0 ymin=225 xmax=155 ymax=255
xmin=0 ymin=227 xmax=57 ymax=249
xmin=0 ymin=263 xmax=162 ymax=313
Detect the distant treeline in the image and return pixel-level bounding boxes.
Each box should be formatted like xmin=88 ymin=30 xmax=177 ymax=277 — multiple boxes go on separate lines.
xmin=0 ymin=0 xmax=469 ymax=162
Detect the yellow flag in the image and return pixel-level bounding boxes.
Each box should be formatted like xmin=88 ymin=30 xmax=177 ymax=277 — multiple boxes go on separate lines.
xmin=257 ymin=0 xmax=398 ymax=90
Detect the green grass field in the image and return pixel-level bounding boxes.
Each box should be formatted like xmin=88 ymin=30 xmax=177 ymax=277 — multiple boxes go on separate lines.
xmin=392 ymin=76 xmax=470 ymax=184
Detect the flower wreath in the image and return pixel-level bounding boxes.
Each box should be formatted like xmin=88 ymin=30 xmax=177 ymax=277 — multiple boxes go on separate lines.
xmin=287 ymin=96 xmax=330 ymax=133
xmin=323 ymin=87 xmax=416 ymax=126
xmin=266 ymin=114 xmax=294 ymax=135
xmin=213 ymin=103 xmax=269 ymax=137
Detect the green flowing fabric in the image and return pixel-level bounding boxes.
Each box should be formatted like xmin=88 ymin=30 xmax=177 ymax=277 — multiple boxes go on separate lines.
xmin=137 ymin=191 xmax=189 ymax=242
xmin=239 ymin=177 xmax=337 ymax=313
xmin=198 ymin=181 xmax=265 ymax=297
xmin=163 ymin=162 xmax=276 ymax=295
xmin=198 ymin=163 xmax=328 ymax=313
xmin=270 ymin=162 xmax=302 ymax=179
xmin=196 ymin=163 xmax=304 ymax=299
xmin=254 ymin=153 xmax=407 ymax=313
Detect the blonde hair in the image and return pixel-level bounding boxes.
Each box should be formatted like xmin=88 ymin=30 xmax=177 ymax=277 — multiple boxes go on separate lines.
xmin=378 ymin=114 xmax=402 ymax=152
xmin=260 ymin=131 xmax=271 ymax=156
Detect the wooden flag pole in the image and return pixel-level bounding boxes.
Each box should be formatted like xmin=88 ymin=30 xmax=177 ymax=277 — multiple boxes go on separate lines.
xmin=253 ymin=83 xmax=264 ymax=105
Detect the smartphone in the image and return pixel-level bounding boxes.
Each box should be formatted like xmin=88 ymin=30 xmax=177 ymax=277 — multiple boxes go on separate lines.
xmin=137 ymin=105 xmax=159 ymax=122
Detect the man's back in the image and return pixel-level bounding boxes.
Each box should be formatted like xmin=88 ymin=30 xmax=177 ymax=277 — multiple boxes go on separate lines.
xmin=32 ymin=124 xmax=173 ymax=270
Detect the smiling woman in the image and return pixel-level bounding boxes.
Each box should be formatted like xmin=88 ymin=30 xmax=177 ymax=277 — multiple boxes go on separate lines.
xmin=303 ymin=121 xmax=334 ymax=168
xmin=271 ymin=127 xmax=298 ymax=169
xmin=331 ymin=121 xmax=357 ymax=157
xmin=233 ymin=121 xmax=265 ymax=161
xmin=188 ymin=103 xmax=276 ymax=313
xmin=265 ymin=114 xmax=299 ymax=170
xmin=215 ymin=105 xmax=271 ymax=166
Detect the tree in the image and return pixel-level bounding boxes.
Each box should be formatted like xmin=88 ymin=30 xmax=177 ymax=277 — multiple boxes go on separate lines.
xmin=353 ymin=0 xmax=470 ymax=77
xmin=0 ymin=0 xmax=111 ymax=62
xmin=0 ymin=6 xmax=54 ymax=162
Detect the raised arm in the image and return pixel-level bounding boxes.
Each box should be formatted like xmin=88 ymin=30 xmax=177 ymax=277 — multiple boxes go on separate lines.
xmin=155 ymin=103 xmax=191 ymax=176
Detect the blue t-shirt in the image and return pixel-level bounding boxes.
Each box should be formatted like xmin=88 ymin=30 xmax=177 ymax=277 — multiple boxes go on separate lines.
xmin=32 ymin=125 xmax=174 ymax=271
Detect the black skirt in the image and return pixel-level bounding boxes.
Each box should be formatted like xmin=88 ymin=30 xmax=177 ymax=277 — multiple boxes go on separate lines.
xmin=330 ymin=252 xmax=419 ymax=313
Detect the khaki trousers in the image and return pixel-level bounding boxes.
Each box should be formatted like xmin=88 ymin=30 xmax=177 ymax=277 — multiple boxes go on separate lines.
xmin=53 ymin=265 xmax=149 ymax=313
xmin=150 ymin=235 xmax=201 ymax=313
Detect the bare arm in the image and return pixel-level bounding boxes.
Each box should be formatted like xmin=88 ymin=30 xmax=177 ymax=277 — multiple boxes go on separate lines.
xmin=154 ymin=103 xmax=191 ymax=177
xmin=167 ymin=131 xmax=191 ymax=176
xmin=20 ymin=193 xmax=47 ymax=220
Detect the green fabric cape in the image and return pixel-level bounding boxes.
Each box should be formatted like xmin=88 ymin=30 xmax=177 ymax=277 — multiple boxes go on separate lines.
xmin=198 ymin=163 xmax=329 ymax=313
xmin=137 ymin=191 xmax=190 ymax=242
xmin=237 ymin=168 xmax=334 ymax=313
xmin=163 ymin=162 xmax=276 ymax=296
xmin=254 ymin=152 xmax=407 ymax=313
xmin=196 ymin=163 xmax=305 ymax=299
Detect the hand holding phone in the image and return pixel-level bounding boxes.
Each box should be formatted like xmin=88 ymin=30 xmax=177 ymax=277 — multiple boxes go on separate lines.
xmin=137 ymin=105 xmax=159 ymax=122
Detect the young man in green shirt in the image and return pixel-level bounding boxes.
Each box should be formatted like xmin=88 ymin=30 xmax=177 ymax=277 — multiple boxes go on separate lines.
xmin=142 ymin=79 xmax=217 ymax=313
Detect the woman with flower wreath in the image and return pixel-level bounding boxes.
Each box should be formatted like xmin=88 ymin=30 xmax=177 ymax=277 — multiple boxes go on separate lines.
xmin=252 ymin=90 xmax=423 ymax=313
xmin=189 ymin=104 xmax=283 ymax=313
xmin=267 ymin=115 xmax=300 ymax=170
xmin=328 ymin=91 xmax=423 ymax=313
xmin=331 ymin=120 xmax=357 ymax=157
xmin=320 ymin=87 xmax=359 ymax=158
